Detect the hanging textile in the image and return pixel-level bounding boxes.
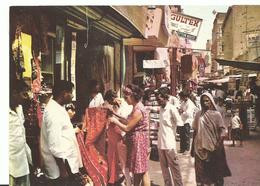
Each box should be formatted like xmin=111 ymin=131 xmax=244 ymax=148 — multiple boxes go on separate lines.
xmin=31 ymin=57 xmax=42 ymax=93
xmin=12 ymin=28 xmax=25 ymax=78
xmin=23 ymin=98 xmax=41 ymax=167
xmin=20 ymin=32 xmax=32 ymax=78
xmin=77 ymin=107 xmax=108 ymax=186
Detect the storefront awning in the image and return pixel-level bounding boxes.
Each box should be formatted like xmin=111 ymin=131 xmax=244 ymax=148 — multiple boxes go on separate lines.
xmin=57 ymin=6 xmax=145 ymax=40
xmin=216 ymin=58 xmax=260 ymax=71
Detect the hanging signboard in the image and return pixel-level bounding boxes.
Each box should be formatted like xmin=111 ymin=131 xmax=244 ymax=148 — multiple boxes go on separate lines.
xmin=168 ymin=12 xmax=202 ymax=41
xmin=143 ymin=59 xmax=169 ymax=69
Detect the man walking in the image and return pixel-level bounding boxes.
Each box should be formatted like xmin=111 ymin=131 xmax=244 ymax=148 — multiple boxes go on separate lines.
xmin=156 ymin=88 xmax=183 ymax=186
xmin=179 ymin=91 xmax=197 ymax=154
xmin=41 ymin=80 xmax=82 ymax=186
xmin=9 ymin=79 xmax=32 ymax=186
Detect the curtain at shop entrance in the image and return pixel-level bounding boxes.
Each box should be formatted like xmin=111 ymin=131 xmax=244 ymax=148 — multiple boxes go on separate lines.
xmin=76 ymin=28 xmax=117 ymax=116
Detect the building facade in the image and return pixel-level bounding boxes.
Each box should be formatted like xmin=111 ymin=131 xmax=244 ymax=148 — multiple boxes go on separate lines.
xmin=222 ymin=5 xmax=260 ymax=73
xmin=211 ymin=12 xmax=226 ymax=75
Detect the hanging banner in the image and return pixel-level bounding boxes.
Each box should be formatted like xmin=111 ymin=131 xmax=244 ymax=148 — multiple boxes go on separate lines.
xmin=168 ymin=12 xmax=202 ymax=41
xmin=143 ymin=59 xmax=169 ymax=69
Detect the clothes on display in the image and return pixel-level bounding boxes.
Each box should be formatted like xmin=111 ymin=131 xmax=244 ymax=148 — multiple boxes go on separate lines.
xmin=77 ymin=107 xmax=108 ymax=186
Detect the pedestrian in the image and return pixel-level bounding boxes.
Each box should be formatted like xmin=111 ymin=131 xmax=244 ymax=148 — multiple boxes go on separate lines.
xmin=9 ymin=79 xmax=32 ymax=186
xmin=88 ymin=79 xmax=104 ymax=108
xmin=103 ymin=89 xmax=131 ymax=186
xmin=156 ymin=88 xmax=183 ymax=186
xmin=178 ymin=91 xmax=197 ymax=154
xmin=108 ymin=84 xmax=150 ymax=186
xmin=40 ymin=80 xmax=83 ymax=186
xmin=159 ymin=86 xmax=181 ymax=109
xmin=192 ymin=92 xmax=231 ymax=186
xmin=230 ymin=109 xmax=243 ymax=147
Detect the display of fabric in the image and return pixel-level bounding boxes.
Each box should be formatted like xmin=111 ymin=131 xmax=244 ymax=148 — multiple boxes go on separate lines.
xmin=77 ymin=107 xmax=108 ymax=186
xmin=31 ymin=57 xmax=42 ymax=94
xmin=23 ymin=97 xmax=41 ymax=168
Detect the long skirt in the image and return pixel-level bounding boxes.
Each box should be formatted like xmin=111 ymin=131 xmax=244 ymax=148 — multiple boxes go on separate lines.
xmin=195 ymin=145 xmax=231 ymax=185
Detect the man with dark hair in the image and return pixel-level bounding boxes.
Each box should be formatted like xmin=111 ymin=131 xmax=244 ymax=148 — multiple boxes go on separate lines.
xmin=156 ymin=89 xmax=183 ymax=186
xmin=179 ymin=91 xmax=197 ymax=154
xmin=9 ymin=79 xmax=32 ymax=186
xmin=41 ymin=80 xmax=83 ymax=186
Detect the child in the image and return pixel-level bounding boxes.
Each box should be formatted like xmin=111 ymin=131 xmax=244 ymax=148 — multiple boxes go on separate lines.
xmin=231 ymin=110 xmax=243 ymax=147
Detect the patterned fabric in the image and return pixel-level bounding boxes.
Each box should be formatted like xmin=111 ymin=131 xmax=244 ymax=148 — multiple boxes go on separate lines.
xmin=77 ymin=108 xmax=108 ymax=186
xmin=107 ymin=123 xmax=123 ymax=183
xmin=126 ymin=102 xmax=149 ymax=174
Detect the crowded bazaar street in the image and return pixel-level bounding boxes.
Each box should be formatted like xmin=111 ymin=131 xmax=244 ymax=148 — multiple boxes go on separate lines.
xmin=5 ymin=4 xmax=260 ymax=186
xmin=149 ymin=129 xmax=260 ymax=186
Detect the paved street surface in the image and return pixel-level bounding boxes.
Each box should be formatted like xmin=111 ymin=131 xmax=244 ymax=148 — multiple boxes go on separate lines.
xmin=149 ymin=128 xmax=260 ymax=186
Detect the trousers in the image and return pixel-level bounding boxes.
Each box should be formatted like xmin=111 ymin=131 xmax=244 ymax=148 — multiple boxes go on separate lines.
xmin=179 ymin=123 xmax=191 ymax=152
xmin=158 ymin=149 xmax=183 ymax=186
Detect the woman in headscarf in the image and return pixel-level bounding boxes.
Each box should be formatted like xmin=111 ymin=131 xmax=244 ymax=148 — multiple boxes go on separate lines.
xmin=192 ymin=92 xmax=231 ymax=186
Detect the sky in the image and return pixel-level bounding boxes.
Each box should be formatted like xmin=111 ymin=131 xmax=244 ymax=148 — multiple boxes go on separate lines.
xmin=182 ymin=5 xmax=229 ymax=50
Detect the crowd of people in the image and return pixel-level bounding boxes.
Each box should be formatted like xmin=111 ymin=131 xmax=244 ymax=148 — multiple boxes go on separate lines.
xmin=9 ymin=78 xmax=241 ymax=186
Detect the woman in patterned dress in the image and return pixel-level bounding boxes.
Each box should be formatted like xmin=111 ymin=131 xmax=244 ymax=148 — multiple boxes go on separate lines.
xmin=109 ymin=84 xmax=150 ymax=186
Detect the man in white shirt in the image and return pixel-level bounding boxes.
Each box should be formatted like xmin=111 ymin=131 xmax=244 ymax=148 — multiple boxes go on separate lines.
xmin=231 ymin=110 xmax=243 ymax=147
xmin=88 ymin=79 xmax=104 ymax=108
xmin=41 ymin=80 xmax=83 ymax=185
xmin=179 ymin=91 xmax=198 ymax=154
xmin=156 ymin=89 xmax=183 ymax=186
xmin=9 ymin=79 xmax=32 ymax=186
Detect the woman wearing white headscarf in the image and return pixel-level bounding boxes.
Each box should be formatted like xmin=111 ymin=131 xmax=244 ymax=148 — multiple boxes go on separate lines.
xmin=192 ymin=92 xmax=231 ymax=186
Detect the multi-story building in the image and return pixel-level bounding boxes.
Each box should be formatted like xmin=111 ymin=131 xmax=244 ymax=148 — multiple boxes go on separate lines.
xmin=222 ymin=5 xmax=260 ymax=74
xmin=211 ymin=12 xmax=226 ymax=76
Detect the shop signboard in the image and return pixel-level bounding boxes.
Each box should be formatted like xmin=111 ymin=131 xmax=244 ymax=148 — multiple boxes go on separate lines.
xmin=143 ymin=59 xmax=169 ymax=69
xmin=168 ymin=12 xmax=202 ymax=41
xmin=246 ymin=33 xmax=260 ymax=48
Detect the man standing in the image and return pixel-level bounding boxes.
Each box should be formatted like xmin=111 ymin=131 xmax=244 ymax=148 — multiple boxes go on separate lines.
xmin=41 ymin=80 xmax=82 ymax=185
xmin=179 ymin=91 xmax=197 ymax=154
xmin=156 ymin=88 xmax=183 ymax=186
xmin=9 ymin=79 xmax=32 ymax=186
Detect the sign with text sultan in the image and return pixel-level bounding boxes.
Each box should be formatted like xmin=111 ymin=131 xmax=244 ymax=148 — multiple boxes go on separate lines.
xmin=169 ymin=12 xmax=202 ymax=41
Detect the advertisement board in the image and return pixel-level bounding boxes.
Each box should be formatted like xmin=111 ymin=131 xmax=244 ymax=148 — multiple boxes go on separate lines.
xmin=168 ymin=12 xmax=203 ymax=41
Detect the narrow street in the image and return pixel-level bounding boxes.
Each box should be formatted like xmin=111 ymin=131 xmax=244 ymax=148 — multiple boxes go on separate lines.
xmin=149 ymin=128 xmax=260 ymax=186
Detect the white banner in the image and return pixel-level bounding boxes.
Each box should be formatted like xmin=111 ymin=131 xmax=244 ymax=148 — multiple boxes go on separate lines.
xmin=168 ymin=12 xmax=202 ymax=41
xmin=143 ymin=59 xmax=169 ymax=69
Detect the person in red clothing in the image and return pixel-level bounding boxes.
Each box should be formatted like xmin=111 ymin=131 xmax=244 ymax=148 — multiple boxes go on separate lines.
xmin=103 ymin=90 xmax=131 ymax=186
